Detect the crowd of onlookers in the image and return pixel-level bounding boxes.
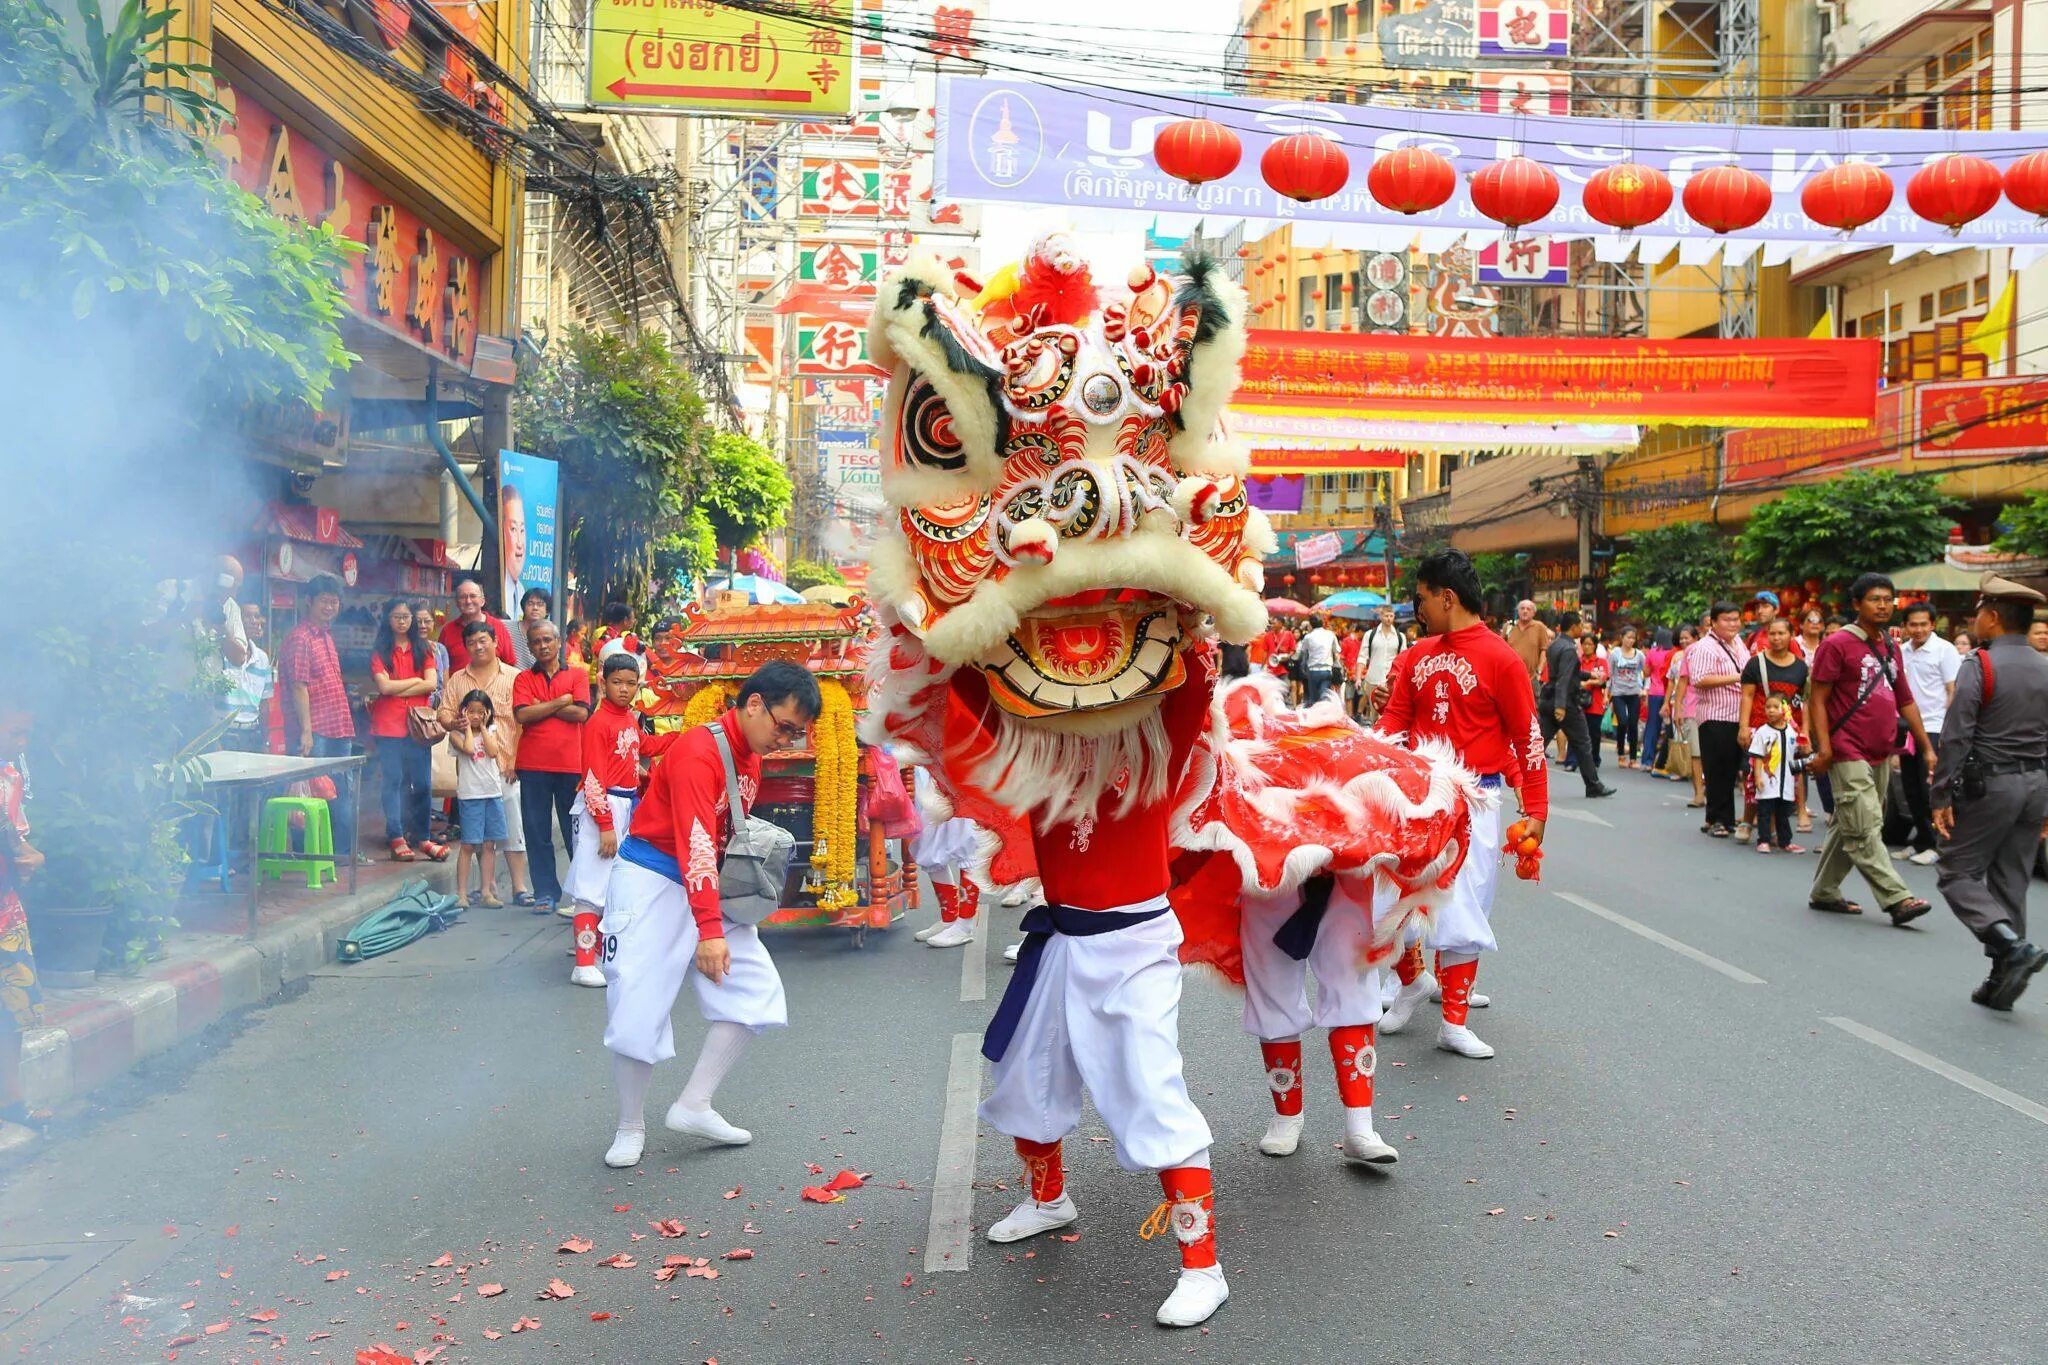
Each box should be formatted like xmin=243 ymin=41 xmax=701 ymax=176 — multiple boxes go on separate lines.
xmin=193 ymin=563 xmax=646 ymax=912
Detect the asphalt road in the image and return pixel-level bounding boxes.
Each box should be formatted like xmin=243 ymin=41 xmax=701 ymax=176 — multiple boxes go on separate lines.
xmin=2 ymin=768 xmax=2044 ymax=1364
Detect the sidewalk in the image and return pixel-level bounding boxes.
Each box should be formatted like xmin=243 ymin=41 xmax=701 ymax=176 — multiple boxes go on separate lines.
xmin=12 ymin=859 xmax=458 ymax=1131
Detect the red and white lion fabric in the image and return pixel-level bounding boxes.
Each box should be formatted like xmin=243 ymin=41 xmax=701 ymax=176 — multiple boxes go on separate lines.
xmin=855 ymin=235 xmax=1476 ymax=972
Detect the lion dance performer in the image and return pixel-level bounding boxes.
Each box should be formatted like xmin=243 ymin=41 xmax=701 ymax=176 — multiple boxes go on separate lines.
xmin=859 ymin=237 xmax=1477 ymax=1327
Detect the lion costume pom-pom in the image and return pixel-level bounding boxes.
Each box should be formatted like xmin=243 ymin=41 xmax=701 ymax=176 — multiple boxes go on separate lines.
xmin=1004 ymin=233 xmax=1098 ymax=330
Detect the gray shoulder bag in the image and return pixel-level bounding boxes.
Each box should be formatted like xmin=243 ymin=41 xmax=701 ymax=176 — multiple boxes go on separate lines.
xmin=709 ymin=722 xmax=794 ymax=926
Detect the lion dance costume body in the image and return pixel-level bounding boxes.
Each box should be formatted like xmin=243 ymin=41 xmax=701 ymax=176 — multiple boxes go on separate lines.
xmin=859 ymin=237 xmax=1479 ymax=1327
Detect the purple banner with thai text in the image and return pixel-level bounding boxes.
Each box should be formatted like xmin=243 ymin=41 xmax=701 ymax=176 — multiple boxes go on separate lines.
xmin=1246 ymin=475 xmax=1305 ymax=515
xmin=935 ymin=76 xmax=2048 ymax=248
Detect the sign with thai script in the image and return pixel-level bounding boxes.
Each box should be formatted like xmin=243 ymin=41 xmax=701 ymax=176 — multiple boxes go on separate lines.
xmin=1721 ymin=388 xmax=1907 ymax=486
xmin=1914 ymin=377 xmax=2048 ymax=460
xmin=588 ymin=0 xmax=855 ymax=118
xmin=933 ymin=75 xmax=2048 ymax=248
xmin=1294 ymin=532 xmax=1343 ymax=569
xmin=1377 ymin=0 xmax=1477 ymax=70
xmin=1237 ymin=333 xmax=1883 ymax=428
xmin=1251 ymin=448 xmax=1408 ymax=475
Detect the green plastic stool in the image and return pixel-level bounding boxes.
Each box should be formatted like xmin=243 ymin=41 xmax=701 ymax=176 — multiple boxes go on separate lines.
xmin=260 ymin=796 xmax=337 ymax=889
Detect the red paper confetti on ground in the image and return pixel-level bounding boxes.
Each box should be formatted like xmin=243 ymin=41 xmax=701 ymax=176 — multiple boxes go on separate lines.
xmin=597 ymin=1254 xmax=637 ymax=1269
xmin=510 ymin=1316 xmax=542 ymax=1333
xmin=204 ymin=1322 xmax=230 ymax=1335
xmin=355 ymin=1348 xmax=408 ymax=1364
xmin=246 ymin=1310 xmax=279 ymax=1323
xmin=721 ymin=1249 xmax=754 ymax=1261
xmin=557 ymin=1237 xmax=593 ymax=1255
xmin=722 ymin=1187 xmax=742 ymax=1200
xmin=823 ymin=1170 xmax=865 ymax=1192
xmin=325 ymin=1271 xmax=349 ymax=1283
xmin=481 ymin=1329 xmax=502 ymax=1340
xmin=428 ymin=1253 xmax=452 ymax=1268
xmin=900 ymin=1274 xmax=914 ymax=1288
xmin=612 ymin=1203 xmax=631 ymax=1213
xmin=800 ymin=1187 xmax=842 ymax=1204
xmin=539 ymin=1279 xmax=576 ymax=1300
xmin=476 ymin=1284 xmax=504 ymax=1298
xmin=651 ymin=1220 xmax=687 ymax=1238
xmin=223 ymin=1225 xmax=239 ymax=1237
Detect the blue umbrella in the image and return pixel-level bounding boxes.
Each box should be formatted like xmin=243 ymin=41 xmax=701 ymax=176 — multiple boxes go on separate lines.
xmin=1321 ymin=588 xmax=1388 ymax=608
xmin=707 ymin=573 xmax=805 ymax=606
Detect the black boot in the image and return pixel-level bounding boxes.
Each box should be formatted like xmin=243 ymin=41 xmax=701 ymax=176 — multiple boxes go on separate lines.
xmin=1976 ymin=927 xmax=2048 ymax=1011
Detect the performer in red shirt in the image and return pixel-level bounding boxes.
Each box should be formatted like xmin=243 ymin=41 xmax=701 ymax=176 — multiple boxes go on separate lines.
xmin=1373 ymin=550 xmax=1549 ymax=1060
xmin=976 ymin=647 xmax=1228 ymax=1328
xmin=596 ymin=661 xmax=821 ymax=1170
xmin=563 ymin=653 xmax=646 ymax=985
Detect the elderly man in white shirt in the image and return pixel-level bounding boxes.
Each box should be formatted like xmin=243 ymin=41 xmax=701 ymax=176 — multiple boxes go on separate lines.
xmin=1894 ymin=603 xmax=1961 ymax=864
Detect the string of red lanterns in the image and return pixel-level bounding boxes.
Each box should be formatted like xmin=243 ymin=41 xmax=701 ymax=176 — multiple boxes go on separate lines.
xmin=1146 ymin=120 xmax=2028 ymax=237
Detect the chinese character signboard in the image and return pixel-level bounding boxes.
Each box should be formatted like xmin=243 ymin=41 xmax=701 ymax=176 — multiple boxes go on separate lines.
xmin=588 ymin=0 xmax=855 ymax=118
xmin=799 ymin=240 xmax=880 ymax=291
xmin=800 ymin=157 xmax=881 ymax=216
xmin=1477 ymin=68 xmax=1570 ymax=117
xmin=1477 ymin=0 xmax=1569 ymax=59
xmin=1361 ymin=252 xmax=1410 ymax=335
xmin=1478 ymin=234 xmax=1569 ymax=286
xmin=796 ymin=319 xmax=884 ymax=376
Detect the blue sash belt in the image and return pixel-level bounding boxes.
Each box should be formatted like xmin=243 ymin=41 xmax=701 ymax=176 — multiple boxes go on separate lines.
xmin=617 ymin=834 xmax=681 ymax=886
xmin=1272 ymin=873 xmax=1336 ymax=962
xmin=982 ymin=903 xmax=1170 ymax=1063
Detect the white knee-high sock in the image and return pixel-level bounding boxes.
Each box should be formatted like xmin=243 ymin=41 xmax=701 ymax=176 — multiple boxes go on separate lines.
xmin=676 ymin=1021 xmax=751 ymax=1112
xmin=613 ymin=1052 xmax=654 ymax=1133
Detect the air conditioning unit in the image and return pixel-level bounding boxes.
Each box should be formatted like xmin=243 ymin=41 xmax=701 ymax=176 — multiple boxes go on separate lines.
xmin=1822 ymin=22 xmax=1866 ymax=70
xmin=1301 ymin=312 xmax=1318 ymax=329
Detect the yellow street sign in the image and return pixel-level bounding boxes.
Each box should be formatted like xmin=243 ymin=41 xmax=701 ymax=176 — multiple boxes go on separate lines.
xmin=587 ymin=0 xmax=857 ymax=118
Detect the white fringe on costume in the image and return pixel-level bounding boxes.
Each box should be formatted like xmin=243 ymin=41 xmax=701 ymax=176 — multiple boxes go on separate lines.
xmin=970 ymin=704 xmax=1170 ymax=828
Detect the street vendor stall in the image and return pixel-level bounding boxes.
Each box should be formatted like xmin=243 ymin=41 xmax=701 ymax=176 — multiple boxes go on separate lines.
xmin=640 ymin=599 xmax=910 ymax=947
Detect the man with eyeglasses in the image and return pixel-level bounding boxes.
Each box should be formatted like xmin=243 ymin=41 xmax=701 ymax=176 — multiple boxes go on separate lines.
xmin=596 ymin=660 xmax=822 ymax=1169
xmin=1930 ymin=575 xmax=2048 ymax=1010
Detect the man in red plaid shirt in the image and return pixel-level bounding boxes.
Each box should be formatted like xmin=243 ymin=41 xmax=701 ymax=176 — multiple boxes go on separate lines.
xmin=280 ymin=574 xmax=360 ymax=863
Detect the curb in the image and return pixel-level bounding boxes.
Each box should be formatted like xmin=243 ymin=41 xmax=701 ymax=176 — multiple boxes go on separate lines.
xmin=18 ymin=866 xmax=457 ymax=1115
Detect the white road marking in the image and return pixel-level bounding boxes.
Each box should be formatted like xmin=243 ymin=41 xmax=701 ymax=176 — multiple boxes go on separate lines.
xmin=1548 ymin=808 xmax=1615 ymax=829
xmin=960 ymin=918 xmax=987 ymax=1003
xmin=1825 ymin=1016 xmax=2048 ymax=1128
xmin=1553 ymin=892 xmax=1767 ymax=985
xmin=924 ymin=1033 xmax=985 ymax=1273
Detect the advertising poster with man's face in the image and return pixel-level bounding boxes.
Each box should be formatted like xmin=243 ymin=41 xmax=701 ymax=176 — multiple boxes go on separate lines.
xmin=496 ymin=451 xmax=559 ymax=618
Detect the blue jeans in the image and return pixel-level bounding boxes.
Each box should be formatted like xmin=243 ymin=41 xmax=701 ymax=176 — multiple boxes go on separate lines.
xmin=377 ymin=735 xmax=432 ymax=845
xmin=312 ymin=735 xmax=359 ymax=857
xmin=1642 ymin=695 xmax=1666 ymax=768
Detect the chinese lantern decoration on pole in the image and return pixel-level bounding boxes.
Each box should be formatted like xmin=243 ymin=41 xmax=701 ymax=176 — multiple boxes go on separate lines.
xmin=1582 ymin=161 xmax=1673 ymax=232
xmin=1904 ymin=154 xmax=2003 ymax=234
xmin=1680 ymin=164 xmax=1774 ymax=234
xmin=2004 ymin=150 xmax=2048 ymax=219
xmin=1152 ymin=118 xmax=1243 ymax=187
xmin=1469 ymin=156 xmax=1560 ymax=231
xmin=1262 ymin=134 xmax=1351 ymax=203
xmin=1367 ymin=146 xmax=1456 ymax=215
xmin=1800 ymin=161 xmax=1894 ymax=236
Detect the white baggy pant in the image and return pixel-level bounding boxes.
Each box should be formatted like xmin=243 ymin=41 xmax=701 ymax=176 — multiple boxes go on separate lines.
xmin=978 ymin=905 xmax=1212 ymax=1173
xmin=1430 ymin=792 xmax=1505 ymax=958
xmin=565 ymin=793 xmax=633 ymax=908
xmin=1239 ymin=884 xmax=1384 ymax=1040
xmin=599 ymin=859 xmax=787 ymax=1065
xmin=912 ymin=817 xmax=978 ymax=886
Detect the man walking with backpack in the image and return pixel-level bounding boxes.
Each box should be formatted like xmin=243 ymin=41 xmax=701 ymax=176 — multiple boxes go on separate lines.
xmin=1806 ymin=574 xmax=1936 ymax=926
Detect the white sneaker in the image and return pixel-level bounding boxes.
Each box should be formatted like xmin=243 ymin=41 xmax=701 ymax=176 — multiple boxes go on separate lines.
xmin=1429 ymin=981 xmax=1490 ymax=1009
xmin=663 ymin=1103 xmax=752 ymax=1145
xmin=1437 ymin=1022 xmax=1496 ymax=1059
xmin=603 ymin=1128 xmax=645 ymax=1168
xmin=1002 ymin=942 xmax=1021 ymax=964
xmin=926 ymin=919 xmax=976 ymax=948
xmin=570 ymin=963 xmax=605 ymax=988
xmin=1155 ymin=1264 xmax=1229 ymax=1328
xmin=1001 ymin=884 xmax=1032 ymax=908
xmin=1889 ymin=847 xmax=1911 ymax=860
xmin=555 ymin=900 xmax=579 ymax=919
xmin=1258 ymin=1113 xmax=1304 ymax=1157
xmin=986 ymin=1193 xmax=1078 ymax=1243
xmin=1340 ymin=1128 xmax=1399 ymax=1165
xmin=1380 ymin=972 xmax=1435 ymax=1034
xmin=913 ymin=921 xmax=948 ymax=942
xmin=1909 ymin=848 xmax=1940 ymax=866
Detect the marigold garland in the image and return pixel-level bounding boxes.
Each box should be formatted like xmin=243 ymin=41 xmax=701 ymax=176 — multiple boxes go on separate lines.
xmin=682 ymin=681 xmax=735 ymax=730
xmin=811 ymin=679 xmax=860 ymax=911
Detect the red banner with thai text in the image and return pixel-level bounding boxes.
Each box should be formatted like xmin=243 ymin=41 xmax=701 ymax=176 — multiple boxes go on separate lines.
xmin=1915 ymin=377 xmax=2048 ymax=460
xmin=1723 ymin=388 xmax=1907 ymax=487
xmin=1249 ymin=447 xmax=1408 ymax=475
xmin=1238 ymin=332 xmax=1882 ymax=429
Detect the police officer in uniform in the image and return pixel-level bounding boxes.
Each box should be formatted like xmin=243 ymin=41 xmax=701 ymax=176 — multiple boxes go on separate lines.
xmin=1930 ymin=574 xmax=2048 ymax=1011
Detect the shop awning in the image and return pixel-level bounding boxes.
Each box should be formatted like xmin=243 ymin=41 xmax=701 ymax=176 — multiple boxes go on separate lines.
xmin=265 ymin=502 xmax=363 ymax=549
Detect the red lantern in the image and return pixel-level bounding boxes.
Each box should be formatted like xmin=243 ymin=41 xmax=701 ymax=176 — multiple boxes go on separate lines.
xmin=1262 ymin=134 xmax=1351 ymax=203
xmin=1367 ymin=145 xmax=1456 ymax=215
xmin=1681 ymin=164 xmax=1773 ymax=234
xmin=1800 ymin=162 xmax=1894 ymax=235
xmin=2005 ymin=150 xmax=2048 ymax=219
xmin=1583 ymin=161 xmax=1673 ymax=231
xmin=1153 ymin=118 xmax=1243 ymax=187
xmin=1283 ymin=573 xmax=1296 ymax=588
xmin=1905 ymin=154 xmax=2003 ymax=233
xmin=1469 ymin=156 xmax=1560 ymax=229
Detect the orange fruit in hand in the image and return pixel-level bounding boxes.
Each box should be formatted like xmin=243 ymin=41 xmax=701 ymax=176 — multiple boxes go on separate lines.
xmin=1516 ymin=836 xmax=1541 ymax=856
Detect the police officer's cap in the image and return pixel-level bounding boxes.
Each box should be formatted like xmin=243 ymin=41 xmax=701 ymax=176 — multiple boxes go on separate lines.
xmin=1977 ymin=572 xmax=2047 ymax=605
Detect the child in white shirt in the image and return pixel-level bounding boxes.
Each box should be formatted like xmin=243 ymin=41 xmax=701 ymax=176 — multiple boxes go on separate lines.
xmin=1747 ymin=695 xmax=1806 ymax=854
xmin=449 ymin=690 xmax=516 ymax=904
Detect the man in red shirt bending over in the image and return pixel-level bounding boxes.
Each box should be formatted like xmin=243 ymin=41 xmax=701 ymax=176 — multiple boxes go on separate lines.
xmin=1374 ymin=550 xmax=1550 ymax=1060
xmin=597 ymin=661 xmax=821 ymax=1170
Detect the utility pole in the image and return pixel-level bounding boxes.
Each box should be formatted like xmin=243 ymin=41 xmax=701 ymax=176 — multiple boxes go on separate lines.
xmin=1377 ymin=478 xmax=1397 ymax=599
xmin=1575 ymin=455 xmax=1599 ymax=628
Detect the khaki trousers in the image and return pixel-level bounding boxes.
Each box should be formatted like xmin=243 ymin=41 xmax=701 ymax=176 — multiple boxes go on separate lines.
xmin=1810 ymin=758 xmax=1911 ymax=910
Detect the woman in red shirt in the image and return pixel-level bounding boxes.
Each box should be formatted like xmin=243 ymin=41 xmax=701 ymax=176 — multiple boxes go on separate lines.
xmin=1576 ymin=633 xmax=1609 ymax=767
xmin=370 ymin=599 xmax=446 ymax=861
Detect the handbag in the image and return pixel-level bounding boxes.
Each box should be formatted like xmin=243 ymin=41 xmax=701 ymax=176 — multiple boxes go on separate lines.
xmin=407 ymin=704 xmax=446 ymax=744
xmin=709 ymin=721 xmax=794 ymax=926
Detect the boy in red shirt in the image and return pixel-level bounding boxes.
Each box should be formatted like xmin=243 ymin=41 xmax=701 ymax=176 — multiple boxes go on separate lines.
xmin=1374 ymin=550 xmax=1549 ymax=1060
xmin=598 ymin=661 xmax=821 ymax=1170
xmin=564 ymin=653 xmax=646 ymax=985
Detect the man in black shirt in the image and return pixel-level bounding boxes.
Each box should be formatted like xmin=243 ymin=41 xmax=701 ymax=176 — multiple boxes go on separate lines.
xmin=1540 ymin=612 xmax=1615 ymax=798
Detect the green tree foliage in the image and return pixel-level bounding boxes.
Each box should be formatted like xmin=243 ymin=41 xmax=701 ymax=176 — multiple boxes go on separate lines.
xmin=786 ymin=558 xmax=846 ymax=593
xmin=1609 ymin=523 xmax=1737 ymax=629
xmin=700 ymin=431 xmax=793 ymax=554
xmin=513 ymin=327 xmax=711 ymax=615
xmin=1993 ymin=489 xmax=2048 ymax=559
xmin=0 ymin=0 xmax=356 ymax=412
xmin=1736 ymin=471 xmax=1955 ymax=591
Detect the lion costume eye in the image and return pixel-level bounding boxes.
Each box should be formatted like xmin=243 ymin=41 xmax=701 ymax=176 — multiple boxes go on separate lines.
xmin=896 ymin=377 xmax=969 ymax=473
